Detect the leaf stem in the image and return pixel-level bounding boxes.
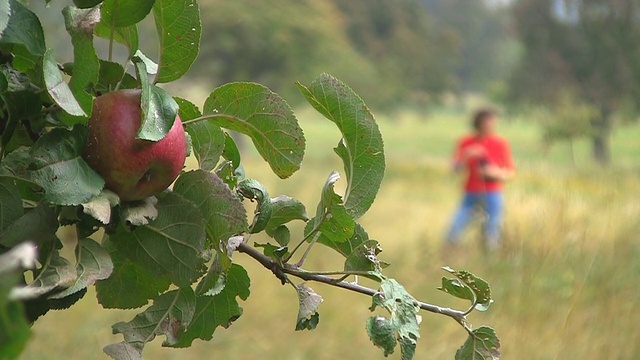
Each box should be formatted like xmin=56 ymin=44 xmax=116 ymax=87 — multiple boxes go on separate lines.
xmin=181 ymin=113 xmax=226 ymax=126
xmin=295 ymin=231 xmax=321 ymax=267
xmin=237 ymin=242 xmax=468 ymax=324
xmin=108 ymin=0 xmax=117 ymax=62
xmin=283 ymin=213 xmax=326 ymax=263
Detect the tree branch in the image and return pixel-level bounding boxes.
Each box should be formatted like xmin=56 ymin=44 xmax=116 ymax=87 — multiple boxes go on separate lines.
xmin=236 ymin=242 xmax=467 ymax=325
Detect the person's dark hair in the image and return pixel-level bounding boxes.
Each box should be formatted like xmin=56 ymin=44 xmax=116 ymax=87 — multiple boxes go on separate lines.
xmin=472 ymin=108 xmax=497 ymax=131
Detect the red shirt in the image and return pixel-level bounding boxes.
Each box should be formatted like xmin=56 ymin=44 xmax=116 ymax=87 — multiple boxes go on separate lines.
xmin=453 ymin=134 xmax=514 ymax=192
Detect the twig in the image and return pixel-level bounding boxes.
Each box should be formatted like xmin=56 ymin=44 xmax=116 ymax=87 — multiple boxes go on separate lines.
xmin=236 ymin=242 xmax=467 ymax=325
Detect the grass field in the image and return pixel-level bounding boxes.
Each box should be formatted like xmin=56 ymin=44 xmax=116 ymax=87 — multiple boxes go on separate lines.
xmin=18 ymin=107 xmax=640 ymax=359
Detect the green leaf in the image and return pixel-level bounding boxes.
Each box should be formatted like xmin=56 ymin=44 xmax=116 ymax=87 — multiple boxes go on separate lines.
xmin=73 ymin=0 xmax=104 ymax=9
xmin=294 ymin=283 xmax=322 ymax=331
xmin=203 ymin=82 xmax=305 ymax=178
xmin=29 ymin=126 xmax=105 ymax=205
xmin=175 ymin=97 xmax=201 ymax=120
xmin=0 ymin=90 xmax=42 ymax=152
xmin=366 ymin=316 xmax=396 ymax=357
xmin=267 ymin=226 xmax=291 ymax=247
xmin=187 ymin=121 xmax=225 ymax=171
xmin=48 ymin=238 xmax=113 ymax=299
xmin=133 ymin=57 xmax=179 ymax=141
xmin=100 ymin=0 xmax=155 ymax=28
xmin=111 ymin=192 xmax=207 ymax=288
xmin=221 ymin=132 xmax=241 ymax=171
xmin=237 ymin=178 xmax=272 ymax=234
xmin=173 ymin=170 xmax=247 ymax=244
xmin=105 ymin=287 xmax=196 ymax=359
xmin=265 ymin=195 xmax=308 ymax=232
xmin=368 ymin=279 xmax=421 ymax=360
xmin=455 ymin=326 xmax=501 ymax=360
xmin=0 ymin=204 xmax=58 ymax=248
xmin=304 ymin=171 xmax=355 ymax=248
xmin=0 ymin=177 xmax=23 ymax=231
xmin=178 ymin=97 xmax=225 ymax=171
xmin=438 ymin=278 xmax=475 ymax=303
xmin=62 ymin=5 xmax=101 ymax=121
xmin=42 ymin=49 xmax=87 ymax=118
xmin=297 ymin=73 xmax=385 ymax=219
xmin=0 ymin=148 xmax=43 ymax=202
xmin=442 ymin=266 xmax=493 ymax=311
xmin=172 ymin=263 xmax=250 ymax=347
xmin=153 ymin=0 xmax=201 ymax=83
xmin=96 ymin=238 xmax=171 ymax=309
xmin=96 ymin=60 xmax=137 ymax=92
xmin=254 ymin=242 xmax=289 ymax=261
xmin=195 ymin=256 xmax=226 ymax=297
xmin=343 ymin=224 xmax=385 ymax=278
xmin=10 ymin=47 xmax=38 ymax=74
xmin=94 ymin=23 xmax=139 ymax=57
xmin=0 ymin=0 xmax=46 ymax=56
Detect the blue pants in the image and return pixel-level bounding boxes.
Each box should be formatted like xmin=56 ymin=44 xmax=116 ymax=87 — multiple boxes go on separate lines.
xmin=446 ymin=191 xmax=504 ymax=247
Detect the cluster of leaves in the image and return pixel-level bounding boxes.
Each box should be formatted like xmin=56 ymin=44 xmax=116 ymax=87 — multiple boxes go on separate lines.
xmin=0 ymin=1 xmax=500 ymax=359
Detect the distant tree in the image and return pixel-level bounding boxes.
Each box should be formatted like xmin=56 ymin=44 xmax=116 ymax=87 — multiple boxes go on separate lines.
xmin=419 ymin=0 xmax=518 ymax=93
xmin=539 ymin=90 xmax=599 ymax=165
xmin=335 ymin=0 xmax=458 ymax=104
xmin=508 ymin=0 xmax=640 ymax=165
xmin=192 ymin=0 xmax=457 ymax=109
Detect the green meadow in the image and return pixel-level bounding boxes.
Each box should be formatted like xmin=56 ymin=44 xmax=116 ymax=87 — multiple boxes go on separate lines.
xmin=19 ymin=108 xmax=640 ymax=359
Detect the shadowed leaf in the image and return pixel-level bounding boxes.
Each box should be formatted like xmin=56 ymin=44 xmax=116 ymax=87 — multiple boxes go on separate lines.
xmin=0 ymin=0 xmax=46 ymax=56
xmin=29 ymin=126 xmax=104 ymax=205
xmin=172 ymin=264 xmax=250 ymax=347
xmin=0 ymin=177 xmax=23 ymax=231
xmin=173 ymin=170 xmax=247 ymax=243
xmin=96 ymin=238 xmax=171 ymax=309
xmin=100 ymin=0 xmax=154 ymax=28
xmin=105 ymin=287 xmax=196 ymax=359
xmin=111 ymin=192 xmax=207 ymax=287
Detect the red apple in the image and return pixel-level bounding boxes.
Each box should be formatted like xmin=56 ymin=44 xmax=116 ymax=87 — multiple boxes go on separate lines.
xmin=83 ymin=89 xmax=187 ymax=201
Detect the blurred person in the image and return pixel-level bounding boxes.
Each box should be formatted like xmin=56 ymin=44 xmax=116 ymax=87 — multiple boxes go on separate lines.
xmin=445 ymin=108 xmax=515 ymax=252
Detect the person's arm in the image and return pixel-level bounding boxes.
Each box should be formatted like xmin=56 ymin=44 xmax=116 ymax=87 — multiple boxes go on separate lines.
xmin=452 ymin=142 xmax=485 ymax=173
xmin=482 ymin=140 xmax=515 ymax=181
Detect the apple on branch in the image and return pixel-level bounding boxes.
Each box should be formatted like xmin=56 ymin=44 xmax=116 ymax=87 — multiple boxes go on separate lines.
xmin=83 ymin=89 xmax=187 ymax=201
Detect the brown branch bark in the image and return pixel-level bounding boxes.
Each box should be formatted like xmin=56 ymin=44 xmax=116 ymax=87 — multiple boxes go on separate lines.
xmin=236 ymin=242 xmax=467 ymax=325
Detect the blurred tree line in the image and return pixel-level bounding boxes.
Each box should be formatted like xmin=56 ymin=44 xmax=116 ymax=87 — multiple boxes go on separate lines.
xmin=30 ymin=0 xmax=638 ymax=164
xmin=190 ymin=0 xmax=515 ymax=109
